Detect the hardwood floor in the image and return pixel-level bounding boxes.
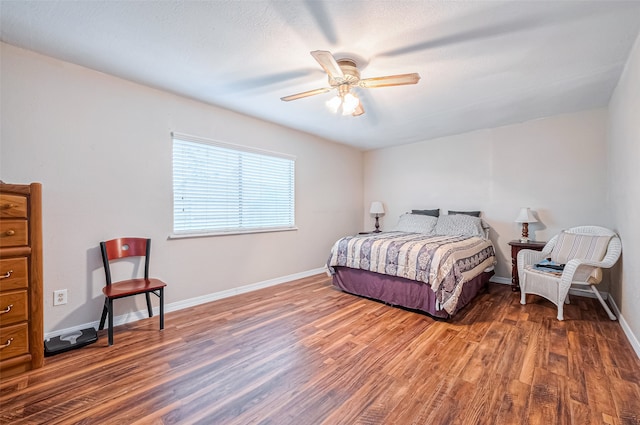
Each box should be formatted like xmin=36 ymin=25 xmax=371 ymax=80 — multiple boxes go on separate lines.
xmin=1 ymin=274 xmax=639 ymax=425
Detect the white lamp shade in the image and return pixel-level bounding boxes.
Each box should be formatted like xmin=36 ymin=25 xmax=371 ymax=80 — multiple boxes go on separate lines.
xmin=369 ymin=201 xmax=385 ymax=215
xmin=515 ymin=207 xmax=538 ymax=223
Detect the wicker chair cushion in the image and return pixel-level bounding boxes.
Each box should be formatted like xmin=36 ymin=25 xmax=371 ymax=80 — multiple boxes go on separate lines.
xmin=524 ymin=264 xmax=603 ymax=284
xmin=550 ymin=231 xmax=611 ymax=264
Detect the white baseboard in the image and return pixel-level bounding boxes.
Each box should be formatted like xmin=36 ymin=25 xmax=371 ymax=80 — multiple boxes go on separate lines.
xmin=44 ymin=267 xmax=325 ymax=340
xmin=490 ymin=276 xmax=511 ymax=285
xmin=608 ymin=297 xmax=640 ymax=359
xmin=568 ymin=287 xmax=608 ymax=300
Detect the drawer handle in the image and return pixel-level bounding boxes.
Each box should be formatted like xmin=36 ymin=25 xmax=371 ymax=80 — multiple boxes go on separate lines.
xmin=1 ymin=203 xmax=16 ymax=210
xmin=0 ymin=338 xmax=13 ymax=349
xmin=0 ymin=304 xmax=13 ymax=314
xmin=0 ymin=270 xmax=13 ymax=279
xmin=4 ymin=229 xmax=15 ymax=237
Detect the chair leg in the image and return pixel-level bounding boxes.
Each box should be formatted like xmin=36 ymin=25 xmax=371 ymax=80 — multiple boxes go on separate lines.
xmin=557 ymin=286 xmax=571 ymax=321
xmin=159 ymin=288 xmax=164 ymax=330
xmin=590 ymin=285 xmax=617 ymax=320
xmin=108 ymin=298 xmax=114 ymax=346
xmin=99 ymin=298 xmax=108 ymax=330
xmin=145 ymin=293 xmax=153 ymax=318
xmin=520 ymin=278 xmax=527 ymax=305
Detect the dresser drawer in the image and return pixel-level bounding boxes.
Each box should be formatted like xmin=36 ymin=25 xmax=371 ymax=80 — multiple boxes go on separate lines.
xmin=0 ymin=194 xmax=27 ymax=219
xmin=0 ymin=220 xmax=28 ymax=248
xmin=0 ymin=322 xmax=29 ymax=361
xmin=0 ymin=290 xmax=28 ymax=326
xmin=0 ymin=257 xmax=28 ymax=291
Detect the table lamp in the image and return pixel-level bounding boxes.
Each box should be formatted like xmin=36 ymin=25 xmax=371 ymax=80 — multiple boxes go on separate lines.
xmin=369 ymin=201 xmax=385 ymax=233
xmin=515 ymin=207 xmax=538 ymax=242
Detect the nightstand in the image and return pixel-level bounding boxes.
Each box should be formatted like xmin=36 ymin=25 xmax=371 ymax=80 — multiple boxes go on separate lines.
xmin=508 ymin=240 xmax=547 ymax=291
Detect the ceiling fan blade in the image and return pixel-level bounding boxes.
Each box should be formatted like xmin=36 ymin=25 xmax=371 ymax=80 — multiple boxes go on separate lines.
xmin=359 ymin=73 xmax=421 ymax=88
xmin=280 ymin=87 xmax=332 ymax=102
xmin=352 ymin=102 xmax=365 ymax=117
xmin=311 ymin=50 xmax=344 ymax=80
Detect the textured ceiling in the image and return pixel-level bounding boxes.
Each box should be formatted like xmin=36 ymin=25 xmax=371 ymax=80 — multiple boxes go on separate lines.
xmin=2 ymin=1 xmax=640 ymax=150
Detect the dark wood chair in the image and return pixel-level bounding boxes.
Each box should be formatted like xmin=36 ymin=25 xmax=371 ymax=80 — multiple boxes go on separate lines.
xmin=98 ymin=237 xmax=167 ymax=345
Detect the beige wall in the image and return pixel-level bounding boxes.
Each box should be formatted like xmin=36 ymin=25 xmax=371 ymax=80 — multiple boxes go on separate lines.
xmin=363 ymin=109 xmax=610 ymax=280
xmin=608 ymin=32 xmax=640 ymax=349
xmin=0 ymin=43 xmax=364 ymax=333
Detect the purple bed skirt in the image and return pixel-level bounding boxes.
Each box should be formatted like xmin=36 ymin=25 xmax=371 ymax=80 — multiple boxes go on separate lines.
xmin=332 ymin=266 xmax=494 ymax=318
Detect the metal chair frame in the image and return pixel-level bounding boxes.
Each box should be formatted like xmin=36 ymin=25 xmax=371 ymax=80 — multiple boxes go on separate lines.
xmin=99 ymin=238 xmax=166 ymax=345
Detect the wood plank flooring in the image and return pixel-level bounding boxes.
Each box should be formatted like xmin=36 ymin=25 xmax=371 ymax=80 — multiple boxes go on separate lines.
xmin=1 ymin=274 xmax=639 ymax=424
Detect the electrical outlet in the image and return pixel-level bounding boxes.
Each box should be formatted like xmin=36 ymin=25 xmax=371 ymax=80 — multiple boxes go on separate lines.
xmin=53 ymin=289 xmax=68 ymax=306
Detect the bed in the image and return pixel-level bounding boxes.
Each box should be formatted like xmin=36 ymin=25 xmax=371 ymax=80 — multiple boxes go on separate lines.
xmin=326 ymin=212 xmax=496 ymax=318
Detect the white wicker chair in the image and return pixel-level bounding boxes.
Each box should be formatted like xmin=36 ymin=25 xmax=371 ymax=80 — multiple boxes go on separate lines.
xmin=517 ymin=226 xmax=621 ymax=321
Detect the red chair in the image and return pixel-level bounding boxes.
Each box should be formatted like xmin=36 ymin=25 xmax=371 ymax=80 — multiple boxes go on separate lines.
xmin=98 ymin=238 xmax=167 ymax=345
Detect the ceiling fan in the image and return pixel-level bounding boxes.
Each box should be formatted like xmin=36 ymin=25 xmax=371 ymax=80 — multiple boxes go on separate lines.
xmin=280 ymin=50 xmax=421 ymax=117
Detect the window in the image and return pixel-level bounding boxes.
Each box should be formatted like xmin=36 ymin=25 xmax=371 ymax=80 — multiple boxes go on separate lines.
xmin=172 ymin=133 xmax=295 ymax=236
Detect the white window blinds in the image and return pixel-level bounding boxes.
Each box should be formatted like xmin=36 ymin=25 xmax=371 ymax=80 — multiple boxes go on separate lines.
xmin=172 ymin=134 xmax=295 ymax=235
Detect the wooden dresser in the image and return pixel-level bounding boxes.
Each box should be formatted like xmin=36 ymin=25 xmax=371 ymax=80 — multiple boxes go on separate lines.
xmin=0 ymin=182 xmax=43 ymax=379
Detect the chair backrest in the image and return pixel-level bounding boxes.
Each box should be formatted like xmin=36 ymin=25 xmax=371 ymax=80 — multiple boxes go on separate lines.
xmin=100 ymin=238 xmax=151 ymax=285
xmin=543 ymin=226 xmax=622 ymax=268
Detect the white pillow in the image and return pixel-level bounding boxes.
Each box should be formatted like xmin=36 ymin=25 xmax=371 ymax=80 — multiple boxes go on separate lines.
xmin=394 ymin=213 xmax=437 ymax=234
xmin=434 ymin=214 xmax=485 ymax=238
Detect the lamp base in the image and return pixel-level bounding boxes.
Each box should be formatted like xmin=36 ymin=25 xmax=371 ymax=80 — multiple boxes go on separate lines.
xmin=520 ymin=223 xmax=530 ymax=243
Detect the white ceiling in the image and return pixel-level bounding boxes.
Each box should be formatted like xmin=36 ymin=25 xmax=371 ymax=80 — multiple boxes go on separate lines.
xmin=2 ymin=1 xmax=640 ymax=151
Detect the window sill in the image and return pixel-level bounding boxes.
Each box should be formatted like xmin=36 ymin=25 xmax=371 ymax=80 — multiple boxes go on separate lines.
xmin=168 ymin=226 xmax=298 ymax=240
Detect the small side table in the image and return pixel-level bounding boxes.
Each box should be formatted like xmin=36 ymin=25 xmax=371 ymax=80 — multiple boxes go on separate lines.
xmin=508 ymin=240 xmax=547 ymax=291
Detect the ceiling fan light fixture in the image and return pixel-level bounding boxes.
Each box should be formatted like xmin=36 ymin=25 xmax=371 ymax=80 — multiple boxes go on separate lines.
xmin=341 ymin=92 xmax=360 ymax=115
xmin=326 ymin=90 xmax=360 ymax=115
xmin=326 ymin=95 xmax=342 ymax=113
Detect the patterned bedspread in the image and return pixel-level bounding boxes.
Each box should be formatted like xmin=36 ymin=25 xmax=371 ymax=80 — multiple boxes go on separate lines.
xmin=327 ymin=232 xmax=496 ymax=314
